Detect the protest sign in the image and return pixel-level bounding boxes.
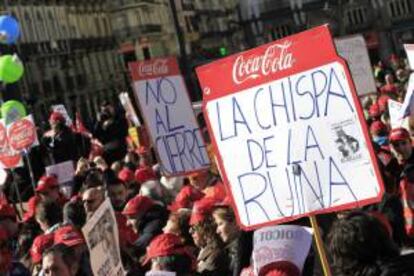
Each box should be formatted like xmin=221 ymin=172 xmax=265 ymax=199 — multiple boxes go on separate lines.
xmin=0 ymin=119 xmax=23 ymax=169
xmin=119 ymin=92 xmax=141 ymax=127
xmin=129 ymin=57 xmax=210 ymax=176
xmin=388 ymin=99 xmax=409 ymax=129
xmin=7 ymin=115 xmax=38 ymax=152
xmin=253 ymin=225 xmax=313 ymax=275
xmin=145 ymin=272 xmax=176 ymax=276
xmin=52 ymin=104 xmax=73 ymax=127
xmin=45 ymin=161 xmax=75 ymax=198
xmin=82 ymin=198 xmax=125 ymax=276
xmin=196 ymin=25 xmax=384 ymax=230
xmin=404 ymin=44 xmax=414 ymax=70
xmin=335 ymin=35 xmax=376 ymax=96
xmin=400 ymin=71 xmax=414 ymax=120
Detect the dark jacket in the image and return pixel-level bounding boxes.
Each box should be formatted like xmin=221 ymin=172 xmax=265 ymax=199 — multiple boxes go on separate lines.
xmin=42 ymin=126 xmax=90 ymax=164
xmin=197 ymin=241 xmax=230 ymax=276
xmin=226 ymin=231 xmax=253 ymax=276
xmin=133 ymin=204 xmax=168 ymax=257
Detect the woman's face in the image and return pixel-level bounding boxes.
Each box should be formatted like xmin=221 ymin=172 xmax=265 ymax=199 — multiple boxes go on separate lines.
xmin=190 ymin=225 xmax=206 ymax=248
xmin=213 ymin=213 xmax=238 ymax=243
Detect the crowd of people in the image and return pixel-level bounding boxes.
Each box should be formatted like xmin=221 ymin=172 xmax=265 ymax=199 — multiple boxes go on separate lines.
xmin=1 ymin=55 xmax=414 ymax=276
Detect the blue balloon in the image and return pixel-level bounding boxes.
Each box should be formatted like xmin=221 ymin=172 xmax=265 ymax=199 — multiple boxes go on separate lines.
xmin=0 ymin=16 xmax=20 ymax=45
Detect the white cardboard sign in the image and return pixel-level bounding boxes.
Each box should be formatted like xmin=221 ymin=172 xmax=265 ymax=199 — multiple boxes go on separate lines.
xmin=404 ymin=44 xmax=414 ymax=70
xmin=253 ymin=225 xmax=313 ymax=275
xmin=82 ymin=198 xmax=125 ymax=276
xmin=119 ymin=92 xmax=141 ymax=127
xmin=335 ymin=35 xmax=377 ymax=96
xmin=196 ymin=26 xmax=384 ymax=230
xmin=129 ymin=57 xmax=210 ymax=176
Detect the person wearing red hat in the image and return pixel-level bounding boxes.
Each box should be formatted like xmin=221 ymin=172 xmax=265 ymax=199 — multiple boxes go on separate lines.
xmin=380 ymin=73 xmax=399 ymax=95
xmin=42 ymin=111 xmax=90 ymax=164
xmin=30 ymin=232 xmax=54 ymax=274
xmin=118 ymin=167 xmax=140 ymax=199
xmin=163 ymin=209 xmax=192 ymax=247
xmin=260 ymin=262 xmax=300 ymax=276
xmin=368 ymin=103 xmax=382 ymax=120
xmin=389 ymin=127 xmax=413 ymax=165
xmin=143 ymin=233 xmax=193 ymax=274
xmin=189 ymin=198 xmax=229 ymax=275
xmin=122 ymin=195 xmax=168 ymax=258
xmin=168 ymin=184 xmax=205 ymax=212
xmin=370 ymin=120 xmax=389 ymax=147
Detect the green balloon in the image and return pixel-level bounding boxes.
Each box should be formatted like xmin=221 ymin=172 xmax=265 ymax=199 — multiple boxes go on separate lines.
xmin=1 ymin=100 xmax=26 ymax=125
xmin=0 ymin=54 xmax=24 ymax=84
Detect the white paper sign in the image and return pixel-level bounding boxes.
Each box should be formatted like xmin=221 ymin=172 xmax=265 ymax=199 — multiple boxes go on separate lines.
xmin=146 ymin=271 xmax=176 ymax=276
xmin=404 ymin=44 xmax=414 ymax=70
xmin=52 ymin=104 xmax=73 ymax=127
xmin=253 ymin=225 xmax=313 ymax=275
xmin=130 ymin=57 xmax=210 ymax=176
xmin=388 ymin=99 xmax=409 ymax=129
xmin=335 ymin=35 xmax=376 ymax=96
xmin=119 ymin=92 xmax=141 ymax=127
xmin=45 ymin=160 xmax=75 ymax=184
xmin=82 ymin=198 xmax=125 ymax=276
xmin=400 ymin=74 xmax=414 ymax=121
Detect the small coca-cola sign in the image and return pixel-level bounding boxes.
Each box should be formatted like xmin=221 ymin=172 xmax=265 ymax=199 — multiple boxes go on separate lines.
xmin=8 ymin=118 xmax=36 ymax=151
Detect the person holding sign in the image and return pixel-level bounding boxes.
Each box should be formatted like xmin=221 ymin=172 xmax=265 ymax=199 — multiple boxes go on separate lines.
xmin=42 ymin=111 xmax=90 ymax=165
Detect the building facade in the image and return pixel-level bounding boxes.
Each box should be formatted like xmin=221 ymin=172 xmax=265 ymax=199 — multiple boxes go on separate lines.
xmin=2 ymin=0 xmax=125 ymax=125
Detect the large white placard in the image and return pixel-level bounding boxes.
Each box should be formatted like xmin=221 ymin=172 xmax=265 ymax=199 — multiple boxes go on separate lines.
xmin=130 ymin=57 xmax=210 ymax=176
xmin=82 ymin=198 xmax=125 ymax=276
xmin=335 ymin=35 xmax=376 ymax=96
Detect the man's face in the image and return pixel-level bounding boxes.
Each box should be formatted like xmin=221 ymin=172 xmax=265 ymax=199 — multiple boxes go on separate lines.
xmin=391 ymin=139 xmax=413 ymax=161
xmin=82 ymin=188 xmax=104 ymax=219
xmin=39 ymin=186 xmax=60 ymax=202
xmin=108 ymin=184 xmax=127 ymax=211
xmin=42 ymin=253 xmax=73 ymax=276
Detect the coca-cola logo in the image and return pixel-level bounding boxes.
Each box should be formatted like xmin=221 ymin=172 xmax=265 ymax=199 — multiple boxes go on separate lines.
xmin=138 ymin=59 xmax=169 ymax=77
xmin=232 ymin=41 xmax=295 ymax=84
xmin=8 ymin=119 xmax=36 ymax=151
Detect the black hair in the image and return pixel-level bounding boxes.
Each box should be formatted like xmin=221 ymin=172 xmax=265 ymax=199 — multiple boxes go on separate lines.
xmin=43 ymin=243 xmax=76 ymax=269
xmin=328 ymin=211 xmax=399 ymax=276
xmin=153 ymin=254 xmax=192 ymax=275
xmin=63 ymin=200 xmax=86 ymax=229
xmin=35 ymin=199 xmax=63 ymax=228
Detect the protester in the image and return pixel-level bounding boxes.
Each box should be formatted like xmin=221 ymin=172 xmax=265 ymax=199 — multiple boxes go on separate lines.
xmin=328 ymin=211 xmax=414 ymax=275
xmin=122 ymin=195 xmax=168 ymax=258
xmin=42 ymin=111 xmax=90 ymax=164
xmin=42 ymin=244 xmax=78 ymax=276
xmin=0 ymin=226 xmax=30 ymax=276
xmin=93 ymin=101 xmax=128 ymax=165
xmin=81 ymin=186 xmax=105 ymax=220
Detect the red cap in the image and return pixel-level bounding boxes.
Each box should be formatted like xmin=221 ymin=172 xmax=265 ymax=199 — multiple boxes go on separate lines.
xmin=168 ymin=186 xmax=204 ymax=212
xmin=36 ymin=175 xmax=58 ymax=192
xmin=370 ymin=120 xmax=388 ymax=136
xmin=189 ymin=197 xmax=216 ymax=226
xmin=0 ymin=198 xmax=16 ymax=220
xmin=54 ymin=225 xmax=85 ymax=247
xmin=389 ymin=127 xmax=410 ymax=143
xmin=118 ymin=168 xmax=135 ymax=183
xmin=23 ymin=196 xmax=39 ymax=222
xmin=204 ymin=181 xmax=227 ymax=202
xmin=30 ymin=233 xmax=54 ymax=264
xmin=369 ymin=103 xmax=382 ymax=118
xmin=135 ymin=167 xmax=157 ymax=183
xmin=49 ymin=111 xmax=65 ymax=123
xmin=122 ymin=195 xmax=155 ymax=217
xmin=260 ymin=261 xmax=300 ymax=276
xmin=377 ymin=95 xmax=390 ymax=112
xmin=142 ymin=233 xmax=187 ymax=265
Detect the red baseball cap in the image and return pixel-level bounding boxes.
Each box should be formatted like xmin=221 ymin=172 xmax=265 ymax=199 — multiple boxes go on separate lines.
xmin=389 ymin=127 xmax=410 ymax=143
xmin=377 ymin=95 xmax=390 ymax=112
xmin=142 ymin=233 xmax=188 ymax=265
xmin=54 ymin=225 xmax=85 ymax=247
xmin=370 ymin=120 xmax=388 ymax=136
xmin=122 ymin=195 xmax=155 ymax=217
xmin=260 ymin=261 xmax=300 ymax=276
xmin=135 ymin=167 xmax=157 ymax=183
xmin=369 ymin=103 xmax=382 ymax=118
xmin=30 ymin=233 xmax=54 ymax=264
xmin=36 ymin=175 xmax=59 ymax=193
xmin=118 ymin=168 xmax=135 ymax=183
xmin=204 ymin=181 xmax=227 ymax=202
xmin=168 ymin=186 xmax=204 ymax=212
xmin=189 ymin=197 xmax=216 ymax=226
xmin=0 ymin=198 xmax=16 ymax=220
xmin=23 ymin=196 xmax=40 ymax=222
xmin=49 ymin=111 xmax=65 ymax=123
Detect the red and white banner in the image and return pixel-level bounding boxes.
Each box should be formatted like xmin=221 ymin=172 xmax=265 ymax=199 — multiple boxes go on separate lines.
xmin=196 ymin=25 xmax=384 ymax=230
xmin=7 ymin=116 xmax=38 ymax=152
xmin=129 ymin=57 xmax=210 ymax=176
